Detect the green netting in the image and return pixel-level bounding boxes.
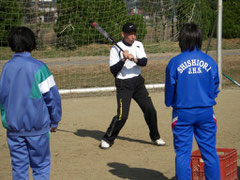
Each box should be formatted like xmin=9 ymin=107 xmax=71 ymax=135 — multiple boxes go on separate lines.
xmin=0 ymin=0 xmax=219 ymax=94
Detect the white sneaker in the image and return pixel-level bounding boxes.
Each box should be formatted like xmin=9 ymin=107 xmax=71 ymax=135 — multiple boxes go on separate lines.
xmin=99 ymin=140 xmax=110 ymax=149
xmin=153 ymin=138 xmax=166 ymax=146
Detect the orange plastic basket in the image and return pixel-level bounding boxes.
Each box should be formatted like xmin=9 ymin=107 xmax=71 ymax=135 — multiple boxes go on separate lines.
xmin=191 ymin=148 xmax=238 ymax=180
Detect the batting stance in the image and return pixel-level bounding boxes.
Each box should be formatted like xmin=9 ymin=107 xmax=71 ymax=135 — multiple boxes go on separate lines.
xmin=100 ymin=22 xmax=165 ymax=149
xmin=165 ymin=23 xmax=220 ymax=180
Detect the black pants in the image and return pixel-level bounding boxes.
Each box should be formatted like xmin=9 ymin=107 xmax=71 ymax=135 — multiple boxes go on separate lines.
xmin=102 ymin=75 xmax=160 ymax=145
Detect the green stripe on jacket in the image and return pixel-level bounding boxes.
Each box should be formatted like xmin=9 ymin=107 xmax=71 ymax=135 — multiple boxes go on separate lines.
xmin=30 ymin=64 xmax=52 ymax=98
xmin=0 ymin=102 xmax=7 ymax=128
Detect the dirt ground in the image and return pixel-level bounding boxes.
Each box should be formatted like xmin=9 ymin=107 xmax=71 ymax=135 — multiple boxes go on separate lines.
xmin=0 ymin=89 xmax=239 ymax=180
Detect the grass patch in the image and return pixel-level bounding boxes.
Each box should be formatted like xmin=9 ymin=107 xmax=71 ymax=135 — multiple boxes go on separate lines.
xmin=0 ymin=39 xmax=239 ymax=92
xmin=1 ymin=39 xmax=239 ymax=60
xmin=49 ymin=55 xmax=240 ymax=90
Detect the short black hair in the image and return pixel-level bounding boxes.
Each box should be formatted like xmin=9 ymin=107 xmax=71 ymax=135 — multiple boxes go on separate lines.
xmin=8 ymin=26 xmax=36 ymax=53
xmin=179 ymin=23 xmax=202 ymax=52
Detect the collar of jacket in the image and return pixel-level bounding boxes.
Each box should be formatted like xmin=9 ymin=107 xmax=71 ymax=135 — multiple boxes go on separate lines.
xmin=12 ymin=52 xmax=31 ymax=58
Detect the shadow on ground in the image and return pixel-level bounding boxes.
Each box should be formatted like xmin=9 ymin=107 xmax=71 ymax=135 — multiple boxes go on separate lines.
xmin=107 ymin=163 xmax=240 ymax=179
xmin=57 ymin=129 xmax=240 ymax=179
xmin=72 ymin=129 xmax=153 ymax=145
xmin=108 ymin=162 xmax=176 ymax=180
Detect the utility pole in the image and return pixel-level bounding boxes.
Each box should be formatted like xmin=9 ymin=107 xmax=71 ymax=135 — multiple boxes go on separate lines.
xmin=35 ymin=0 xmax=41 ymax=38
xmin=217 ymin=0 xmax=223 ymax=90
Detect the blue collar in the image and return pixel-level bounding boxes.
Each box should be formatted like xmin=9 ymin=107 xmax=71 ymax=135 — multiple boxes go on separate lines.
xmin=13 ymin=52 xmax=31 ymax=58
xmin=184 ymin=46 xmax=200 ymax=53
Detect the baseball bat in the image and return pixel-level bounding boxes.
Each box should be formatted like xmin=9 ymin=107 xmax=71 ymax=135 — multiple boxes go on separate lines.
xmin=92 ymin=22 xmax=124 ymax=52
xmin=222 ymin=73 xmax=240 ymax=87
xmin=205 ymin=22 xmax=240 ymax=88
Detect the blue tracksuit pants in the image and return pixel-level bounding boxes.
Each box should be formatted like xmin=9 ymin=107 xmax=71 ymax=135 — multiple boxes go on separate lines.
xmin=172 ymin=107 xmax=220 ymax=180
xmin=7 ymin=132 xmax=51 ymax=180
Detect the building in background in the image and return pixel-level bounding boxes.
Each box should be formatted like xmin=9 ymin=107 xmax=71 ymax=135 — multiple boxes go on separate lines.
xmin=22 ymin=0 xmax=57 ymax=23
xmin=124 ymin=0 xmax=143 ymax=15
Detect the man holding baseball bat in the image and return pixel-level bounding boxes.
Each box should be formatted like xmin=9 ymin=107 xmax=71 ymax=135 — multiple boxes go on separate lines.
xmin=100 ymin=22 xmax=165 ymax=149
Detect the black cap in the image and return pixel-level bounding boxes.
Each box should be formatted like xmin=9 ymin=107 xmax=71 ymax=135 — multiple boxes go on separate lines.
xmin=122 ymin=23 xmax=137 ymax=33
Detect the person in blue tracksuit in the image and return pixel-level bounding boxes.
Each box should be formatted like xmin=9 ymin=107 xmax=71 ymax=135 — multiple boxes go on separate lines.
xmin=165 ymin=23 xmax=220 ymax=180
xmin=0 ymin=27 xmax=62 ymax=180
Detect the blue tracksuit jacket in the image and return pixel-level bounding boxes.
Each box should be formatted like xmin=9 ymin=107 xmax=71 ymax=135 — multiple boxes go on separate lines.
xmin=165 ymin=48 xmax=219 ymax=108
xmin=165 ymin=48 xmax=220 ymax=180
xmin=0 ymin=52 xmax=62 ymax=136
